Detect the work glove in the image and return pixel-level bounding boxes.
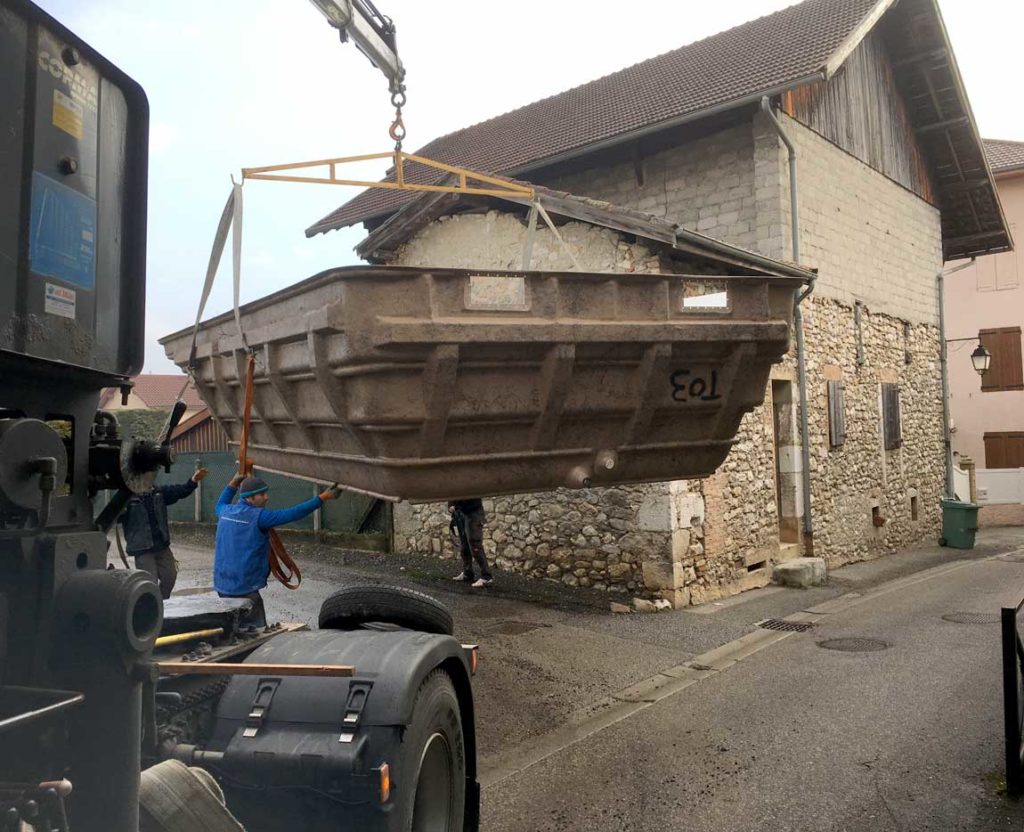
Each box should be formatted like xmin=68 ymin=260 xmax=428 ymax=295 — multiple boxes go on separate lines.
xmin=319 ymin=484 xmax=343 ymax=501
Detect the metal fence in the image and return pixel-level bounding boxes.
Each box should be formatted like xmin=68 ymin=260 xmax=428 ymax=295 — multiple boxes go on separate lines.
xmin=1002 ymin=596 xmax=1024 ymax=797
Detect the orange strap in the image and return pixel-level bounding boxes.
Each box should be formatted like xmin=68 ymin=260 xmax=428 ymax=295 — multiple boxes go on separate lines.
xmin=238 ymin=354 xmax=302 ymax=591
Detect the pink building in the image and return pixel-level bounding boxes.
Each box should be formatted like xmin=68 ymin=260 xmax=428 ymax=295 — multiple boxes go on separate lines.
xmin=945 ymin=139 xmax=1024 ymax=480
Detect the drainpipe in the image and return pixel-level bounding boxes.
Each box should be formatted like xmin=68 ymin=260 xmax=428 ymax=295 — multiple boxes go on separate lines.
xmin=937 ymin=259 xmax=976 ymax=499
xmin=760 ymin=96 xmax=815 ymax=546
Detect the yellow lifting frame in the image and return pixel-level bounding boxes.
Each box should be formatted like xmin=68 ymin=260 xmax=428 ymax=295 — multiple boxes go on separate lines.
xmin=241 ymin=150 xmax=535 ymax=200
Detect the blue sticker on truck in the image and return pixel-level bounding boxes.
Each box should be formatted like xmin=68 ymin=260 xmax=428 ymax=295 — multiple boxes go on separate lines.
xmin=29 ymin=171 xmax=97 ymax=290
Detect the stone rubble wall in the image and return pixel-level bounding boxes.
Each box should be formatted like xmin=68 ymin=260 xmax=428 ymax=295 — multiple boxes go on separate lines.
xmin=393 ymin=210 xmax=666 ymax=274
xmin=390 ymin=294 xmax=944 ymax=602
xmin=392 ymin=483 xmax=679 ymax=594
xmin=385 ymin=109 xmax=946 ymax=604
xmin=800 ymin=297 xmax=944 ymax=563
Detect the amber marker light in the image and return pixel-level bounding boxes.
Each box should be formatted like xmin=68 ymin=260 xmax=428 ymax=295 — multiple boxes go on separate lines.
xmin=378 ymin=763 xmax=391 ymax=803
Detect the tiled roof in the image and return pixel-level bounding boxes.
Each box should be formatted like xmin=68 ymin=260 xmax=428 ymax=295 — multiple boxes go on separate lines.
xmin=984 ymin=139 xmax=1024 ymax=174
xmin=101 ymin=374 xmax=204 ymax=410
xmin=308 ymin=0 xmax=881 ymax=235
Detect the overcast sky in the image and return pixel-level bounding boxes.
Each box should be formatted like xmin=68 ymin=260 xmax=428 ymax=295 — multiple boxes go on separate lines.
xmin=34 ymin=0 xmax=1024 ymax=374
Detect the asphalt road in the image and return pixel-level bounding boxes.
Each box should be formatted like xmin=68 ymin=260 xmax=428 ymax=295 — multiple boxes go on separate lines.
xmin=163 ymin=526 xmax=1024 ymax=830
xmin=482 ymin=552 xmax=1024 ymax=831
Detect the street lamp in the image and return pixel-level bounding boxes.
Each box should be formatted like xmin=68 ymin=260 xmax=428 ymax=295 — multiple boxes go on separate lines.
xmin=970 ymin=344 xmax=992 ymax=376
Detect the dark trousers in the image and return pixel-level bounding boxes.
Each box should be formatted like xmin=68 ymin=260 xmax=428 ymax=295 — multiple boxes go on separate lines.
xmin=134 ymin=547 xmax=177 ymax=600
xmin=217 ymin=590 xmax=267 ymax=629
xmin=452 ymin=509 xmax=491 ymax=580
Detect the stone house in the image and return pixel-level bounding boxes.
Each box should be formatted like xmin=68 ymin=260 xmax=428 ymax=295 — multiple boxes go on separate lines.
xmin=307 ymin=0 xmax=1011 ymax=605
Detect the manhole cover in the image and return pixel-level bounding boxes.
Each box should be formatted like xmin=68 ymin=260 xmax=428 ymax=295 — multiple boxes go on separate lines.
xmin=757 ymin=618 xmax=814 ymax=632
xmin=487 ymin=620 xmax=548 ymax=636
xmin=817 ymin=638 xmax=889 ymax=652
xmin=942 ymin=612 xmax=1000 ymax=625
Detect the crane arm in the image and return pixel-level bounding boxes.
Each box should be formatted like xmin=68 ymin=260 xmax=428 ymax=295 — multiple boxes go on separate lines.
xmin=308 ymin=0 xmax=405 ymax=92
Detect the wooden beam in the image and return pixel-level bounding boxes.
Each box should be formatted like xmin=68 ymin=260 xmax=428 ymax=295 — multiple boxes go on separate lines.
xmin=893 ymin=47 xmax=948 ymax=69
xmin=916 ymin=115 xmax=969 ymax=134
xmin=942 ymin=178 xmax=990 ymax=193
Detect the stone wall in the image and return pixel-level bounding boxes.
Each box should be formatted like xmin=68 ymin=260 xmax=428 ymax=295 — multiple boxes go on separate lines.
xmin=801 ymin=297 xmax=944 ymax=562
xmin=393 ymin=484 xmax=675 ymax=594
xmin=385 ymin=109 xmax=946 ymax=605
xmin=393 ymin=210 xmax=664 ymax=274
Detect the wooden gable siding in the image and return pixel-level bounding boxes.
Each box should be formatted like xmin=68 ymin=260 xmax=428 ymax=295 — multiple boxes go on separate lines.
xmin=781 ymin=30 xmax=936 ymax=206
xmin=172 ymin=416 xmax=230 ymax=454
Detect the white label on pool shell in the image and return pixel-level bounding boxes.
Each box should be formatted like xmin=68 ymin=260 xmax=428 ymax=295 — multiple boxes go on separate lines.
xmin=467 ymin=274 xmax=529 ymax=311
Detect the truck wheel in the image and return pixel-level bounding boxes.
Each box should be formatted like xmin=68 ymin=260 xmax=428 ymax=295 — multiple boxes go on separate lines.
xmin=399 ymin=671 xmax=466 ymax=832
xmin=317 ymin=585 xmax=454 ymax=635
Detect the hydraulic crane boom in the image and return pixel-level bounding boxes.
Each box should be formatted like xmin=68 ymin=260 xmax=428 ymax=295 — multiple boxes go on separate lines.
xmin=308 ymin=0 xmax=405 ymax=93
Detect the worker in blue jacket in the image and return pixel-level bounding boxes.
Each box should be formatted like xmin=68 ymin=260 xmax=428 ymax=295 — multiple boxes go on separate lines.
xmin=214 ymin=473 xmax=341 ymax=627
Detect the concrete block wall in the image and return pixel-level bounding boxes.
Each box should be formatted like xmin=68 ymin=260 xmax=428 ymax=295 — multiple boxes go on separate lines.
xmin=547 ymin=122 xmax=761 ymax=253
xmin=773 ymin=113 xmax=943 ymax=325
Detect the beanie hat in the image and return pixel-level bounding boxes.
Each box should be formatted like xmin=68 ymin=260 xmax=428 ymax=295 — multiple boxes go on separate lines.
xmin=239 ymin=476 xmax=269 ymax=498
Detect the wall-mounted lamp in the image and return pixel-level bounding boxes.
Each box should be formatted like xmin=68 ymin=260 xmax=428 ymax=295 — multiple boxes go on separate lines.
xmin=946 ymin=337 xmax=992 ymax=378
xmin=970 ymin=343 xmax=992 ymax=376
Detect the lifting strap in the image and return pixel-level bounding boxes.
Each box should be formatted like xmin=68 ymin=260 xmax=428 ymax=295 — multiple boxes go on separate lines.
xmin=238 ymin=354 xmax=302 ymax=591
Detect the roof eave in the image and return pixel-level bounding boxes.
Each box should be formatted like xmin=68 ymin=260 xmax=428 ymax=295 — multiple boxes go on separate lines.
xmin=924 ymin=0 xmax=1012 ymax=258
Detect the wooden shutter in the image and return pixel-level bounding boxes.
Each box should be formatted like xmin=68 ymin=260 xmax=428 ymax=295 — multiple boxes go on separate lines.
xmin=980 ymin=328 xmax=1024 ymax=392
xmin=827 ymin=381 xmax=846 ymax=448
xmin=984 ymin=432 xmax=1024 ymax=469
xmin=882 ymin=383 xmax=901 ymax=450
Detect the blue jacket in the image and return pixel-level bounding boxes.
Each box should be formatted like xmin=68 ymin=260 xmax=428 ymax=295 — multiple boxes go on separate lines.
xmin=213 ymin=486 xmax=322 ymax=595
xmin=120 ymin=480 xmax=197 ymax=556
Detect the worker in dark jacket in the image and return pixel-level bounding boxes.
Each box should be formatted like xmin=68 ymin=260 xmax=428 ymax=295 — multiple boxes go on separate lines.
xmin=213 ymin=473 xmax=341 ymax=627
xmin=119 ymin=467 xmax=209 ymax=599
xmin=449 ymin=498 xmax=492 ymax=587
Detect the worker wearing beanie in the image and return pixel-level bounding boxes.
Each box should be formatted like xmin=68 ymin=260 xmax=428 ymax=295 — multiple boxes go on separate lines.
xmin=213 ymin=471 xmax=341 ymax=627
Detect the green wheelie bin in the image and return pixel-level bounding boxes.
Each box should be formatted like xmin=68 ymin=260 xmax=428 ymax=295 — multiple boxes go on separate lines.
xmin=939 ymin=498 xmax=979 ymax=549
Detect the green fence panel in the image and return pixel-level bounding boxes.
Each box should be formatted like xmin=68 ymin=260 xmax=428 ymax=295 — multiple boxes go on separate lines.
xmin=160 ymin=451 xmax=386 ymax=538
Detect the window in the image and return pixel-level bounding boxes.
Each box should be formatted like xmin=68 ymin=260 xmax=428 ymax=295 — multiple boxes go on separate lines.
xmin=984 ymin=432 xmax=1024 ymax=469
xmin=976 ymin=223 xmax=1020 ymax=292
xmin=881 ymin=383 xmax=901 ymax=450
xmin=980 ymin=327 xmax=1024 ymax=392
xmin=827 ymin=380 xmax=846 ymax=448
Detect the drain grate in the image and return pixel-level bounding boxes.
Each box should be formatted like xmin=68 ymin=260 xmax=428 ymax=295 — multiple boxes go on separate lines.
xmin=942 ymin=612 xmax=1000 ymax=625
xmin=818 ymin=637 xmax=889 ymax=652
xmin=757 ymin=618 xmax=814 ymax=632
xmin=487 ymin=620 xmax=548 ymax=636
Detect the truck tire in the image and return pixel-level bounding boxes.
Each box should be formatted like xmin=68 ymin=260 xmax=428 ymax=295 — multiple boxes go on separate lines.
xmin=398 ymin=670 xmax=466 ymax=832
xmin=318 ymin=585 xmax=454 ymax=635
